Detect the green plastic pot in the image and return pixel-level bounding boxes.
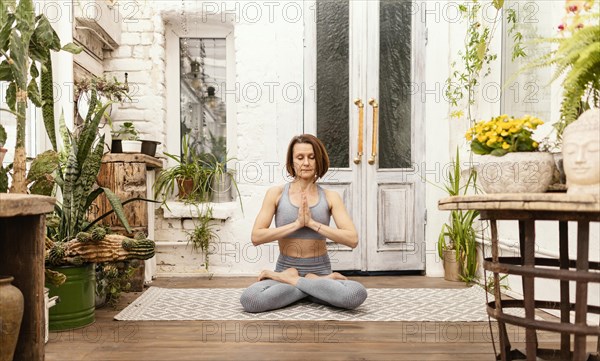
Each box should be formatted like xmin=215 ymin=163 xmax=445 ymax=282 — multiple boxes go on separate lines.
xmin=46 ymin=264 xmax=95 ymax=331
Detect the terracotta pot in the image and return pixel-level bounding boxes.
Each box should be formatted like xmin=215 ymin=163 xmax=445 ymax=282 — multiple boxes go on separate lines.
xmin=177 ymin=177 xmax=195 ymax=199
xmin=476 ymin=152 xmax=554 ymax=193
xmin=442 ymin=250 xmax=462 ymax=282
xmin=0 ymin=276 xmax=24 ymax=361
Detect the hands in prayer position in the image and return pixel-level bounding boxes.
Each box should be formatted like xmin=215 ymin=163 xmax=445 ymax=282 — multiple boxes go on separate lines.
xmin=296 ymin=191 xmax=313 ymax=228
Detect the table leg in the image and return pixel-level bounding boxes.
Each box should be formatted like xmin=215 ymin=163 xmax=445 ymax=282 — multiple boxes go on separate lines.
xmin=491 ymin=220 xmax=511 ymax=361
xmin=0 ymin=215 xmax=45 ymax=361
xmin=573 ymin=221 xmax=590 ymax=361
xmin=559 ymin=221 xmax=571 ymax=360
xmin=521 ymin=220 xmax=538 ymax=360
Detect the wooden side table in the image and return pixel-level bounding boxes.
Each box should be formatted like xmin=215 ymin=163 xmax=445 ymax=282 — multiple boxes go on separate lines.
xmin=88 ymin=153 xmax=162 ymax=289
xmin=439 ymin=194 xmax=600 ymax=361
xmin=0 ymin=194 xmax=56 ymax=361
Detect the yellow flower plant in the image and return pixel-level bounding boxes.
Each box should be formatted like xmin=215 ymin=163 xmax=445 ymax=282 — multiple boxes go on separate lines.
xmin=465 ymin=114 xmax=544 ymax=156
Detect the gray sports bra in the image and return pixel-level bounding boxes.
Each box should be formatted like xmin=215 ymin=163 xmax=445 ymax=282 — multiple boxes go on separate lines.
xmin=275 ymin=183 xmax=331 ymax=240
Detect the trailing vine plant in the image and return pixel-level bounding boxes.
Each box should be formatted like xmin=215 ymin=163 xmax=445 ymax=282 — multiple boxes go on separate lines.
xmin=186 ymin=206 xmax=220 ymax=272
xmin=445 ymin=0 xmax=527 ymax=126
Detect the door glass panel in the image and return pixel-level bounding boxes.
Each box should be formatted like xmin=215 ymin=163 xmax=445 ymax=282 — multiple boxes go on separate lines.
xmin=316 ymin=0 xmax=349 ymax=168
xmin=379 ymin=1 xmax=412 ymax=169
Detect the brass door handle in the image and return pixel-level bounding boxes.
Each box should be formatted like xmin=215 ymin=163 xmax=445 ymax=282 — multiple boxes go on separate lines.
xmin=368 ymin=98 xmax=378 ymax=165
xmin=353 ymin=98 xmax=364 ymax=164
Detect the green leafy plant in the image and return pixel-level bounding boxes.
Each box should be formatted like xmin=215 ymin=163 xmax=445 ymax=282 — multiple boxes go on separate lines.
xmin=112 ymin=122 xmax=139 ymax=141
xmin=0 ymin=164 xmax=10 ymax=193
xmin=154 ymin=135 xmax=211 ymax=203
xmin=0 ymin=123 xmax=6 ymax=147
xmin=436 ymin=149 xmax=481 ymax=284
xmin=466 ymin=114 xmax=545 ymax=156
xmin=186 ymin=207 xmax=219 ymax=271
xmin=482 ymin=273 xmax=510 ymax=295
xmin=524 ymin=2 xmax=599 ymax=142
xmin=0 ymin=0 xmax=81 ymax=193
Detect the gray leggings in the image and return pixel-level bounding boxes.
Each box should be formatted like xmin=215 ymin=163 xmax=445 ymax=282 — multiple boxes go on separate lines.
xmin=240 ymin=254 xmax=368 ymax=313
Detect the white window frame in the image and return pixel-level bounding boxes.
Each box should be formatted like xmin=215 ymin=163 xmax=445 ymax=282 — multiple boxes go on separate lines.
xmin=165 ymin=22 xmax=236 ymax=168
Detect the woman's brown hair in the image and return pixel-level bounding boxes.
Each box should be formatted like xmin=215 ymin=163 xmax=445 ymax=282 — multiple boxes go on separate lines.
xmin=286 ymin=134 xmax=330 ymax=181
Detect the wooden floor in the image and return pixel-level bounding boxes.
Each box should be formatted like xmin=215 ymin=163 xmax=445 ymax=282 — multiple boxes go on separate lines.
xmin=45 ymin=276 xmax=598 ymax=361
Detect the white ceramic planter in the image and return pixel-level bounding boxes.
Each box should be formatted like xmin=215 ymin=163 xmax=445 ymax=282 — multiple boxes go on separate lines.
xmin=121 ymin=140 xmax=142 ymax=153
xmin=476 ymin=152 xmax=555 ymax=193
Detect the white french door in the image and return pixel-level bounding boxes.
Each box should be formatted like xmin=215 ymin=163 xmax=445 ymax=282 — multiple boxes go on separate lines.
xmin=304 ymin=0 xmax=426 ymax=272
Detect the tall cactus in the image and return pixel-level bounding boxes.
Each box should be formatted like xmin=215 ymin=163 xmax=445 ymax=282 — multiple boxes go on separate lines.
xmin=0 ymin=0 xmax=80 ymax=193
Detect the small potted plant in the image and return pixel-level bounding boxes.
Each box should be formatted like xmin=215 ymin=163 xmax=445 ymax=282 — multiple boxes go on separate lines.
xmin=436 ymin=149 xmax=480 ymax=283
xmin=200 ymin=152 xmax=240 ymax=204
xmin=0 ymin=124 xmax=7 ymax=164
xmin=465 ymin=114 xmax=555 ymax=193
xmin=111 ymin=122 xmax=141 ymax=153
xmin=153 ymin=136 xmax=211 ymax=202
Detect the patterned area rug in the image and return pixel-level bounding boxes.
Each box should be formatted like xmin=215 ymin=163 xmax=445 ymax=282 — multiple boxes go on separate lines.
xmin=115 ymin=286 xmax=521 ymax=322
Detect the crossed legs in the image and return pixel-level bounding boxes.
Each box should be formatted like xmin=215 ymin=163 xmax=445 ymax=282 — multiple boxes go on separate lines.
xmin=240 ymin=268 xmax=368 ymax=313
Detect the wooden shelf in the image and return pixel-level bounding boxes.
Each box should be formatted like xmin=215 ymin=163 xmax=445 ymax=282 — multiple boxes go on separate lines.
xmin=101 ymin=153 xmax=163 ymax=169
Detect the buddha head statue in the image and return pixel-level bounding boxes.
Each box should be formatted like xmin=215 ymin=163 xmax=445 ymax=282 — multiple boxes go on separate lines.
xmin=562 ymin=108 xmax=600 ymax=197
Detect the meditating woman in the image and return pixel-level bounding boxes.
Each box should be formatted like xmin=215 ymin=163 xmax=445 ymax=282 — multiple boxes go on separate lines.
xmin=240 ymin=134 xmax=368 ymax=313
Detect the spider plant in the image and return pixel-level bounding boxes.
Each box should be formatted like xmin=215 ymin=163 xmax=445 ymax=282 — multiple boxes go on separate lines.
xmin=153 ymin=135 xmax=211 ymax=203
xmin=436 ymin=149 xmax=480 ymax=283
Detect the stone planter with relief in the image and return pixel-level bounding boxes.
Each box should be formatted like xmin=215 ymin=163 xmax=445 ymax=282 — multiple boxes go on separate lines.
xmin=476 ymin=152 xmax=555 ymax=193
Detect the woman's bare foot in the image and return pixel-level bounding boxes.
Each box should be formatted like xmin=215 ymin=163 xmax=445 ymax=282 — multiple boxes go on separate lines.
xmin=327 ymin=272 xmax=348 ymax=280
xmin=258 ymin=268 xmax=301 ymax=285
xmin=304 ymin=272 xmax=347 ymax=280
